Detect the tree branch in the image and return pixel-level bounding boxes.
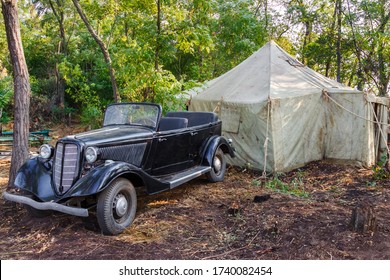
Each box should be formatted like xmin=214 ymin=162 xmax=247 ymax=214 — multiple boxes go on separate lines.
xmin=71 ymin=0 xmax=120 ymax=102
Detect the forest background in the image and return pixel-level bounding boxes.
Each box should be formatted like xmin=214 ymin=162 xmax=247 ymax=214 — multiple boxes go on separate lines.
xmin=0 ymin=0 xmax=389 ymax=128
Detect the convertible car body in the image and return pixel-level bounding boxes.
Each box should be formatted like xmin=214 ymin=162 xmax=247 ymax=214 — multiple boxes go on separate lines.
xmin=3 ymin=103 xmax=234 ymax=235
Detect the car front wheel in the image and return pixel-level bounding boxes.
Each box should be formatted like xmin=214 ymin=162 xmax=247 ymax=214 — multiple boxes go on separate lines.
xmin=22 ymin=192 xmax=52 ymax=218
xmin=25 ymin=205 xmax=52 ymax=218
xmin=206 ymin=147 xmax=226 ymax=182
xmin=97 ymin=178 xmax=137 ymax=235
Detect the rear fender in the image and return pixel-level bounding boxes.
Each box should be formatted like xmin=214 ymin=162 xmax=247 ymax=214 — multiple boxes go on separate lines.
xmin=201 ymin=136 xmax=235 ymax=166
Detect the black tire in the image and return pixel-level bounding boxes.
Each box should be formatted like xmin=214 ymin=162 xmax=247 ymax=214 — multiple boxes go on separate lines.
xmin=97 ymin=178 xmax=137 ymax=235
xmin=206 ymin=147 xmax=226 ymax=182
xmin=22 ymin=192 xmax=52 ymax=218
xmin=24 ymin=205 xmax=52 ymax=218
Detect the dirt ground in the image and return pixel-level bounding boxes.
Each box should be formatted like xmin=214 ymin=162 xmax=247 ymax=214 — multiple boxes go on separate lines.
xmin=0 ymin=127 xmax=389 ymax=260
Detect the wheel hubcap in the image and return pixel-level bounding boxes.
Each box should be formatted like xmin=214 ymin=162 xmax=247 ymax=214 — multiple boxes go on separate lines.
xmin=114 ymin=194 xmax=128 ymax=217
xmin=213 ymin=156 xmax=222 ymax=173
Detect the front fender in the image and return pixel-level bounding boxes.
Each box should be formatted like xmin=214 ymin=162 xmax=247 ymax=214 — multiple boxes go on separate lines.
xmin=201 ymin=136 xmax=235 ymax=166
xmin=68 ymin=162 xmax=140 ymax=197
xmin=13 ymin=157 xmax=56 ymax=201
xmin=12 ymin=159 xmax=142 ymax=201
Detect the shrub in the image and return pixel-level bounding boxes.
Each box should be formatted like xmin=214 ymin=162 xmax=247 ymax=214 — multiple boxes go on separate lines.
xmin=0 ymin=77 xmax=12 ymax=123
xmin=265 ymin=173 xmax=309 ymax=198
xmin=80 ymin=105 xmax=103 ymax=129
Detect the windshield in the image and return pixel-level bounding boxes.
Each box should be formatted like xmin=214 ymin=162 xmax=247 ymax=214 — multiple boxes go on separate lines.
xmin=103 ymin=103 xmax=161 ymax=129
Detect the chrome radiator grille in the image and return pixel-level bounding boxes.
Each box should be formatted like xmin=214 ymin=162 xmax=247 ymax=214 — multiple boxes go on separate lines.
xmin=53 ymin=143 xmax=79 ymax=194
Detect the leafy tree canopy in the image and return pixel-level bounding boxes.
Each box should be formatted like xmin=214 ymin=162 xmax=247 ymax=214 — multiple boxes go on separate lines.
xmin=0 ymin=0 xmax=388 ymax=124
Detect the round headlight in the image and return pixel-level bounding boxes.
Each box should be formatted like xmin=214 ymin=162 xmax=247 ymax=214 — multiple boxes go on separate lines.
xmin=39 ymin=144 xmax=53 ymax=159
xmin=85 ymin=147 xmax=99 ymax=163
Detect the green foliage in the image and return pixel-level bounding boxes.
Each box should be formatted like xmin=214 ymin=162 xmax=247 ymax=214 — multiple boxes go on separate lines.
xmin=251 ymin=179 xmax=262 ymax=187
xmin=148 ymin=71 xmax=184 ymax=113
xmin=251 ymin=170 xmax=309 ymax=198
xmin=0 ymin=76 xmax=12 ymax=124
xmin=30 ymin=93 xmax=50 ymax=121
xmin=59 ymin=61 xmax=99 ymax=105
xmin=210 ymin=0 xmax=267 ymax=76
xmin=51 ymin=105 xmax=76 ymax=124
xmin=0 ymin=19 xmax=9 ymax=72
xmin=372 ymin=153 xmax=389 ymax=181
xmin=0 ymin=0 xmax=388 ymax=128
xmin=274 ymin=37 xmax=295 ymax=55
xmin=80 ymin=105 xmax=103 ymax=129
xmin=0 ymin=76 xmax=12 ymax=109
xmin=264 ymin=173 xmax=309 ymax=198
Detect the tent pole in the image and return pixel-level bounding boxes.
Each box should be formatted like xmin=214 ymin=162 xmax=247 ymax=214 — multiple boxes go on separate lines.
xmin=369 ymin=101 xmax=390 ymax=164
xmin=262 ymin=97 xmax=271 ymax=178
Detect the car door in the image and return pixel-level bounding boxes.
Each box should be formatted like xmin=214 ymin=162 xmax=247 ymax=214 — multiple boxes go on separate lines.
xmin=188 ymin=127 xmax=210 ymax=164
xmin=188 ymin=122 xmax=222 ymax=164
xmin=151 ymin=130 xmax=191 ymax=176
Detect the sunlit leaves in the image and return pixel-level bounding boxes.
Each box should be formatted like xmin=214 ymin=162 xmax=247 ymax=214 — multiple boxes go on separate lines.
xmin=1 ymin=0 xmax=388 ymax=121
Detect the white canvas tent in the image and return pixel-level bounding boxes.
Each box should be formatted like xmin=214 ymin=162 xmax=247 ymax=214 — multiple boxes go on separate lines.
xmin=189 ymin=41 xmax=388 ymax=173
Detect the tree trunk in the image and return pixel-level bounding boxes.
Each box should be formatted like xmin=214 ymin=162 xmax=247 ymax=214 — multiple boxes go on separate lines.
xmin=346 ymin=0 xmax=364 ymax=90
xmin=350 ymin=202 xmax=377 ymax=233
xmin=145 ymin=0 xmax=162 ymax=103
xmin=264 ymin=0 xmax=268 ymax=31
xmin=1 ymin=0 xmax=31 ymax=189
xmin=71 ymin=0 xmax=120 ymax=103
xmin=49 ymin=0 xmax=67 ymax=107
xmin=0 ymin=107 xmax=3 ymax=134
xmin=155 ymin=0 xmax=161 ymax=72
xmin=336 ymin=0 xmax=342 ymax=83
xmin=377 ymin=2 xmax=389 ymax=96
xmin=325 ymin=1 xmax=338 ymax=78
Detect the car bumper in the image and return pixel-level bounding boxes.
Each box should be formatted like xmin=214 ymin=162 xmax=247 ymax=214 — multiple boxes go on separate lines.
xmin=3 ymin=192 xmax=89 ymax=217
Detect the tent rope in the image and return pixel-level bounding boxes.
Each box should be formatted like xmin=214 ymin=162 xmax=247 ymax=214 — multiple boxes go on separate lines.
xmin=368 ymin=100 xmax=390 ymax=157
xmin=262 ymin=97 xmax=271 ymax=178
xmin=322 ymin=90 xmax=388 ymax=125
xmin=213 ymin=97 xmax=224 ymax=113
xmin=322 ymin=89 xmax=390 ymax=159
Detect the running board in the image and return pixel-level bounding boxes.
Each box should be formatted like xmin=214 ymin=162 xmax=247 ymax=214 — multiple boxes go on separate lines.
xmin=157 ymin=166 xmax=211 ymax=189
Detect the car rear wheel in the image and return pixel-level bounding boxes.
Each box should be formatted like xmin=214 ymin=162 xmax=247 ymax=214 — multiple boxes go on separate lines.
xmin=206 ymin=147 xmax=226 ymax=182
xmin=97 ymin=178 xmax=137 ymax=235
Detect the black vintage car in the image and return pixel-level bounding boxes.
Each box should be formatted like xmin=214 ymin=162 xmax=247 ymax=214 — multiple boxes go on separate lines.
xmin=3 ymin=103 xmax=234 ymax=235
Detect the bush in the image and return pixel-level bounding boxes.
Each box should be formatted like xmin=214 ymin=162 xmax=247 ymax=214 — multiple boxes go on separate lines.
xmin=265 ymin=172 xmax=309 ymax=198
xmin=30 ymin=94 xmax=50 ymax=121
xmin=0 ymin=77 xmax=12 ymax=130
xmin=80 ymin=105 xmax=103 ymax=129
xmin=372 ymin=153 xmax=389 ymax=181
xmin=51 ymin=105 xmax=76 ymax=124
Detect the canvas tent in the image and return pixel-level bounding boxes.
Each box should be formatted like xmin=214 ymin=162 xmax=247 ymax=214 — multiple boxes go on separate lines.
xmin=189 ymin=41 xmax=388 ymax=173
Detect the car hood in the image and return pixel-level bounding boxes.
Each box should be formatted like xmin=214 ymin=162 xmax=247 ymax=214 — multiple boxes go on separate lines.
xmin=71 ymin=126 xmax=154 ymax=146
